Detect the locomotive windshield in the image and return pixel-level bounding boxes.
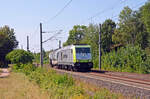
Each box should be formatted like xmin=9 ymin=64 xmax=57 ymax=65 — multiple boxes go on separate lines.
xmin=76 ymin=47 xmax=91 ymax=60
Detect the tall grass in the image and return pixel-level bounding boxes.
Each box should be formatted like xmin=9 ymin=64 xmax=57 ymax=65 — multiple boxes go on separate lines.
xmin=12 ymin=64 xmax=128 ymax=99
xmin=0 ymin=72 xmax=50 ymax=99
xmin=12 ymin=64 xmax=85 ymax=98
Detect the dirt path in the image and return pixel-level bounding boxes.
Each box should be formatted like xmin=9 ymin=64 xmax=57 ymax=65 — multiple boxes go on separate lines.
xmin=0 ymin=68 xmax=10 ymax=78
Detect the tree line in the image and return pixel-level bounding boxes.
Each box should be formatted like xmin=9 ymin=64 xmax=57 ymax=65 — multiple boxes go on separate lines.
xmin=63 ymin=1 xmax=150 ymax=73
xmin=1 ymin=1 xmax=150 ymax=73
xmin=0 ymin=26 xmax=18 ymax=67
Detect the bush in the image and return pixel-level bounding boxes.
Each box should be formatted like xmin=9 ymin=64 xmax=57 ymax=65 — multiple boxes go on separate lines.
xmin=101 ymin=45 xmax=150 ymax=74
xmin=6 ymin=49 xmax=34 ymax=64
xmin=12 ymin=64 xmax=36 ymax=74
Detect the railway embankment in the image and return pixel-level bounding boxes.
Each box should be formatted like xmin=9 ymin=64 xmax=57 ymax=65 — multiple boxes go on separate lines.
xmin=54 ymin=68 xmax=150 ymax=99
xmin=10 ymin=63 xmax=130 ymax=99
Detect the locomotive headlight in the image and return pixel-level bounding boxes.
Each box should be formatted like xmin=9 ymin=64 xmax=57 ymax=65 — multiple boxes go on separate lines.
xmin=76 ymin=60 xmax=80 ymax=62
xmin=88 ymin=60 xmax=91 ymax=62
xmin=76 ymin=63 xmax=80 ymax=66
xmin=88 ymin=62 xmax=93 ymax=66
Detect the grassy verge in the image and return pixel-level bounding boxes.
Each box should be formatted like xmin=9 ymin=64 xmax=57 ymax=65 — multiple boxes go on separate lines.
xmin=0 ymin=72 xmax=50 ymax=99
xmin=11 ymin=64 xmax=132 ymax=99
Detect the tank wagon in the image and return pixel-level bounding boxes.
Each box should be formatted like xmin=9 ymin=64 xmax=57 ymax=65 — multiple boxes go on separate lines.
xmin=49 ymin=45 xmax=93 ymax=71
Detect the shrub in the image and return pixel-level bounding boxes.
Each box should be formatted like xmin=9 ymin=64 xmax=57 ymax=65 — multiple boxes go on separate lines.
xmin=12 ymin=63 xmax=36 ymax=74
xmin=6 ymin=49 xmax=34 ymax=64
xmin=101 ymin=45 xmax=150 ymax=74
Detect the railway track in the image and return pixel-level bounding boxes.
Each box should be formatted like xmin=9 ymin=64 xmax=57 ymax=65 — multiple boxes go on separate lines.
xmin=54 ymin=68 xmax=150 ymax=90
xmin=53 ymin=69 xmax=150 ymax=98
xmin=89 ymin=72 xmax=150 ymax=87
xmin=39 ymin=64 xmax=150 ymax=98
xmin=43 ymin=64 xmax=150 ymax=89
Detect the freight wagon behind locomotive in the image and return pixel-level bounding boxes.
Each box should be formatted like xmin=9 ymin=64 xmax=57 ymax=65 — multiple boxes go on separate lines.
xmin=49 ymin=45 xmax=93 ymax=71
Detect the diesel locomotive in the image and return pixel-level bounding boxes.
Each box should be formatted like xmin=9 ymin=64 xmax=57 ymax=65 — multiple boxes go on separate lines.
xmin=49 ymin=45 xmax=93 ymax=71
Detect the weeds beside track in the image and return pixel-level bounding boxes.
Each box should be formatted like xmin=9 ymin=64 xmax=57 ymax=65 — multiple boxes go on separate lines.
xmin=11 ymin=63 xmax=128 ymax=99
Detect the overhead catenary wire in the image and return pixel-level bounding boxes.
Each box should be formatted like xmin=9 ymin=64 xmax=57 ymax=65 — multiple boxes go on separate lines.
xmin=44 ymin=0 xmax=73 ymax=24
xmin=81 ymin=0 xmax=146 ymax=25
xmin=83 ymin=0 xmax=146 ymax=25
xmin=38 ymin=0 xmax=73 ymax=54
xmin=110 ymin=1 xmax=146 ymax=21
xmin=42 ymin=30 xmax=68 ymax=49
xmin=42 ymin=30 xmax=62 ymax=34
xmin=42 ymin=30 xmax=63 ymax=43
xmin=80 ymin=0 xmax=128 ymax=25
xmin=30 ymin=0 xmax=73 ymax=52
xmin=88 ymin=0 xmax=125 ymax=20
xmin=30 ymin=0 xmax=146 ymax=52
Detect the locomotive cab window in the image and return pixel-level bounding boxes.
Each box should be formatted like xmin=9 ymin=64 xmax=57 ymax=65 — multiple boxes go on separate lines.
xmin=75 ymin=47 xmax=91 ymax=60
xmin=76 ymin=48 xmax=90 ymax=53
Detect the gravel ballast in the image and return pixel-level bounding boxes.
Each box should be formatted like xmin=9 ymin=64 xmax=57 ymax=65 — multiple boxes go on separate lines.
xmin=56 ymin=69 xmax=150 ymax=99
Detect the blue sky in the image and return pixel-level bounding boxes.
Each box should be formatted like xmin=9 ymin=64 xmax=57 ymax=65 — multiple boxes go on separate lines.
xmin=0 ymin=0 xmax=148 ymax=52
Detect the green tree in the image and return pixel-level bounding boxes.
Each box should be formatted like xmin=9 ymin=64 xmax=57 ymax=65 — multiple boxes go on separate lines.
xmin=102 ymin=45 xmax=150 ymax=74
xmin=6 ymin=49 xmax=34 ymax=64
xmin=0 ymin=26 xmax=18 ymax=67
xmin=112 ymin=6 xmax=149 ymax=49
xmin=80 ymin=24 xmax=99 ymax=67
xmin=101 ymin=19 xmax=116 ymax=52
xmin=141 ymin=1 xmax=150 ymax=33
xmin=63 ymin=25 xmax=87 ymax=46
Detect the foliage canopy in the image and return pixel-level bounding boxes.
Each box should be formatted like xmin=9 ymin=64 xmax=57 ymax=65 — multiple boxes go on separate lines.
xmin=102 ymin=45 xmax=150 ymax=74
xmin=6 ymin=49 xmax=34 ymax=64
xmin=0 ymin=26 xmax=18 ymax=67
xmin=142 ymin=1 xmax=150 ymax=33
xmin=63 ymin=25 xmax=87 ymax=46
xmin=112 ymin=6 xmax=149 ymax=49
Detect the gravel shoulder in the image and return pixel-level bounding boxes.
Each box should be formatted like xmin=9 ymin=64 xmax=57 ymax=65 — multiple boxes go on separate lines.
xmin=45 ymin=64 xmax=150 ymax=81
xmin=92 ymin=69 xmax=150 ymax=81
xmin=55 ymin=68 xmax=150 ymax=99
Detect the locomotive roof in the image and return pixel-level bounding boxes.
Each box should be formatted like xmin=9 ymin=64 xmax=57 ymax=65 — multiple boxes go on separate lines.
xmin=50 ymin=45 xmax=91 ymax=54
xmin=58 ymin=45 xmax=91 ymax=51
xmin=74 ymin=45 xmax=91 ymax=48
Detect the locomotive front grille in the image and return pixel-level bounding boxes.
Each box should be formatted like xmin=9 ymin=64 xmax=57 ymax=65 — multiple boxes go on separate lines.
xmin=74 ymin=62 xmax=93 ymax=69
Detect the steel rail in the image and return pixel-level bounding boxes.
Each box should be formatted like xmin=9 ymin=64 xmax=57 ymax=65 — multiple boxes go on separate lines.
xmin=89 ymin=72 xmax=150 ymax=86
